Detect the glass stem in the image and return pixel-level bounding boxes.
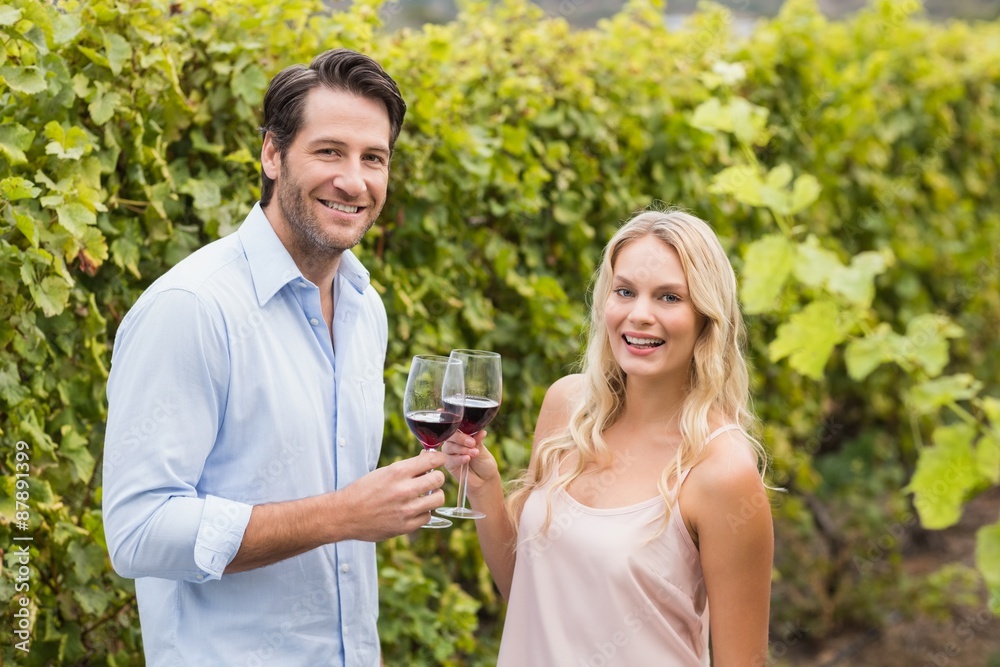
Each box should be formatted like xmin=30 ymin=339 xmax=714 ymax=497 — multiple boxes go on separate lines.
xmin=457 ymin=462 xmax=472 ymax=510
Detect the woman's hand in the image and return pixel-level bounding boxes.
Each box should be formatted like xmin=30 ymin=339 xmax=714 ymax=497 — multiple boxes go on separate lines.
xmin=441 ymin=430 xmax=499 ymax=495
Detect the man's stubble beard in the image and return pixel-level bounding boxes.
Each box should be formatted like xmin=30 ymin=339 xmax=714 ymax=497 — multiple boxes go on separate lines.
xmin=275 ymin=164 xmax=382 ymax=265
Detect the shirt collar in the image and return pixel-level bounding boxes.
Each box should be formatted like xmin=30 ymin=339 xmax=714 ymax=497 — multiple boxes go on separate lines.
xmin=238 ymin=202 xmax=371 ymax=306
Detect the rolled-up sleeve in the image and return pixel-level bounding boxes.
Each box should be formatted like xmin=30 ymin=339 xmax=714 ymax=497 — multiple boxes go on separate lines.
xmin=103 ymin=288 xmax=250 ymax=583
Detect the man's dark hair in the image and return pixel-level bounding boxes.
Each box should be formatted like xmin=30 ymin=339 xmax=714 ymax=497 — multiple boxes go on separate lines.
xmin=258 ymin=48 xmax=407 ymax=207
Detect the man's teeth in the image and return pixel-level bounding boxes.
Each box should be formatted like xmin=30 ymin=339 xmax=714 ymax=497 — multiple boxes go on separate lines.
xmin=625 ymin=335 xmax=664 ymax=347
xmin=323 ymin=201 xmax=360 ymax=213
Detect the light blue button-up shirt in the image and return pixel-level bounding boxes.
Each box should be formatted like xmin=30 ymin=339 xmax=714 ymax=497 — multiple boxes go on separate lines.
xmin=103 ymin=203 xmax=386 ymax=666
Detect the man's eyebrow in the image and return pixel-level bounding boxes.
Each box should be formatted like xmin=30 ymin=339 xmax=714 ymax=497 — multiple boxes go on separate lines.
xmin=308 ymin=138 xmax=390 ymax=156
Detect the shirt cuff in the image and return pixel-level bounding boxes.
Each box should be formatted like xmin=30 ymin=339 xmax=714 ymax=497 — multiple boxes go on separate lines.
xmin=193 ymin=495 xmax=253 ymax=581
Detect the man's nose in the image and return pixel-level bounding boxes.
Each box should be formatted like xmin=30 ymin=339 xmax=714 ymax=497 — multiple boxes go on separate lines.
xmin=332 ymin=160 xmax=367 ymax=198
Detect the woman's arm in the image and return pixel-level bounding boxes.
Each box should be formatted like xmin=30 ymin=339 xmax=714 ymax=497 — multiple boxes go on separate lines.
xmin=443 ymin=374 xmax=581 ymax=600
xmin=686 ymin=431 xmax=774 ymax=666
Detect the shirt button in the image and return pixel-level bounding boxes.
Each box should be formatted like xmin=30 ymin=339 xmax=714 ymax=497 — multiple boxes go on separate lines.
xmin=338 ymin=437 xmax=346 ymax=447
xmin=196 ymin=574 xmax=205 ymax=581
xmin=309 ymin=317 xmax=320 ymax=326
xmin=341 ymin=563 xmax=350 ymax=573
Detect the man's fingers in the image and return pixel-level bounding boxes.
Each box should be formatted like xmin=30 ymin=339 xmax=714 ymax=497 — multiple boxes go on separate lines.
xmin=414 ymin=469 xmax=446 ymax=494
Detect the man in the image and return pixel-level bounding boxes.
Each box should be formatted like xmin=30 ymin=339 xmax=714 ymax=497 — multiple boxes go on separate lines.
xmin=102 ymin=48 xmax=445 ymax=666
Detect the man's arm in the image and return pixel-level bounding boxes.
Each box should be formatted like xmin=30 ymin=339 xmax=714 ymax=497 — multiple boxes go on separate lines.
xmin=226 ymin=453 xmax=447 ymax=573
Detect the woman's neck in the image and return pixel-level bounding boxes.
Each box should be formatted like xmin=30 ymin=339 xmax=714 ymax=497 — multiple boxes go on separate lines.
xmin=619 ymin=374 xmax=687 ymax=430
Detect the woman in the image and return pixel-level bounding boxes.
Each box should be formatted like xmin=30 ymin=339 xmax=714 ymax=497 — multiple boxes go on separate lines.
xmin=444 ymin=208 xmax=774 ymax=666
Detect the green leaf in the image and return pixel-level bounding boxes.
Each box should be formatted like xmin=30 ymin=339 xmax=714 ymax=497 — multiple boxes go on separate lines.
xmin=73 ymin=585 xmax=115 ymax=617
xmin=983 ymin=396 xmax=1000 ymax=424
xmin=0 ymin=122 xmax=35 ymax=164
xmin=976 ymin=430 xmax=1000 ymax=484
xmin=844 ymin=323 xmax=903 ymax=380
xmin=104 ymin=31 xmax=131 ymax=76
xmin=793 ymin=239 xmax=843 ymax=289
xmin=77 ymin=44 xmax=109 ymax=69
xmin=0 ymin=5 xmax=22 ymax=25
xmin=0 ymin=64 xmax=46 ymax=93
xmin=67 ymin=540 xmax=107 ymax=585
xmin=907 ymin=423 xmax=979 ymax=529
xmin=57 ymin=202 xmax=96 ymax=236
xmin=88 ymin=89 xmax=120 ymax=125
xmin=29 ymin=275 xmax=71 ymax=317
xmin=60 ymin=428 xmax=96 ymax=484
xmin=730 ymin=98 xmax=770 ymax=146
xmin=900 ymin=314 xmax=964 ymax=378
xmin=0 ymin=176 xmax=41 ymax=200
xmin=908 ymin=374 xmax=981 ymax=414
xmin=180 ymin=178 xmax=222 ymax=210
xmin=765 ymin=163 xmax=794 ymax=188
xmin=708 ymin=165 xmax=765 ymax=207
xmin=14 ymin=211 xmax=40 ymax=247
xmin=789 ymin=174 xmax=822 ymax=214
xmin=769 ymin=300 xmax=845 ymax=379
xmin=976 ymin=521 xmax=1000 ymax=614
xmin=0 ymin=361 xmax=29 ymax=405
xmin=231 ymin=63 xmax=268 ymax=104
xmin=691 ymin=97 xmax=770 ymax=145
xmin=111 ymin=237 xmax=141 ymax=278
xmin=690 ymin=97 xmax=725 ymax=135
xmin=740 ymin=234 xmax=796 ymax=314
xmin=44 ymin=121 xmax=92 ymax=159
xmin=828 ymin=250 xmax=890 ymax=308
xmin=52 ymin=11 xmax=83 ymax=44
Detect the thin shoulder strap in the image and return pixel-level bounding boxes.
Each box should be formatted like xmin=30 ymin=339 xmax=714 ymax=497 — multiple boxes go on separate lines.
xmin=676 ymin=424 xmax=743 ymax=488
xmin=705 ymin=423 xmax=741 ymax=444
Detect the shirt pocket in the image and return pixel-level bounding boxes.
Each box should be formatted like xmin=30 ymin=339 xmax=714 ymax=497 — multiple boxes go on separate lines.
xmin=360 ymin=380 xmax=385 ymax=471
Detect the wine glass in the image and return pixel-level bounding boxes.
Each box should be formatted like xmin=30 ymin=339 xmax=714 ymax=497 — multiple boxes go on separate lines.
xmin=436 ymin=349 xmax=501 ymax=520
xmin=403 ymin=354 xmax=465 ymax=529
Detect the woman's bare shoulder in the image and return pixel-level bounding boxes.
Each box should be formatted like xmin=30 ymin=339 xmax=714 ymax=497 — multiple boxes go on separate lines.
xmin=545 ymin=373 xmax=585 ymax=404
xmin=686 ymin=427 xmax=766 ymax=510
xmin=534 ymin=374 xmax=583 ymax=436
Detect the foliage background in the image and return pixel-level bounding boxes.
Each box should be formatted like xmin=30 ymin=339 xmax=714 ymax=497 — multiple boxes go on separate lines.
xmin=1 ymin=0 xmax=999 ymax=664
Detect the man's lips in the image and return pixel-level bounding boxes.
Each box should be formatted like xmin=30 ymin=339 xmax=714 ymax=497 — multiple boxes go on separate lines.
xmin=320 ymin=199 xmax=365 ymax=214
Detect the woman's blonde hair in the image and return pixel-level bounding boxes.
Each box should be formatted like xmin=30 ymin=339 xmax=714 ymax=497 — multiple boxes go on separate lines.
xmin=507 ymin=207 xmax=767 ymax=534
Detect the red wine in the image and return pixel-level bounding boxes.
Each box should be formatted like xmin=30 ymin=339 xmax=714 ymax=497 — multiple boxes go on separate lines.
xmin=405 ymin=410 xmax=462 ymax=449
xmin=444 ymin=396 xmax=500 ymax=435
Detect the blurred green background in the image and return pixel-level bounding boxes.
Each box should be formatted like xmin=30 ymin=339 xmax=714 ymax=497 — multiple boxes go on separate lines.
xmin=1 ymin=0 xmax=999 ymax=665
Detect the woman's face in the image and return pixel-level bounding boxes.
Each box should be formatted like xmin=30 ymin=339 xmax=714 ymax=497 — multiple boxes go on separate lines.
xmin=604 ymin=235 xmax=706 ymax=385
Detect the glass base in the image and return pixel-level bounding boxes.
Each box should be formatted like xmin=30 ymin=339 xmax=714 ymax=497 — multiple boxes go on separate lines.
xmin=436 ymin=506 xmax=486 ymax=520
xmin=422 ymin=515 xmax=453 ymax=529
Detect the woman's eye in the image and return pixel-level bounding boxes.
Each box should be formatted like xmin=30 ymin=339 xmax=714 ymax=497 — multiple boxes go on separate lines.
xmin=614 ymin=288 xmax=633 ymax=298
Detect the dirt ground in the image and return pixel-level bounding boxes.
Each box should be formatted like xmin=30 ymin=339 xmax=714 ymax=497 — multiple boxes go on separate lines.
xmin=780 ymin=486 xmax=1000 ymax=667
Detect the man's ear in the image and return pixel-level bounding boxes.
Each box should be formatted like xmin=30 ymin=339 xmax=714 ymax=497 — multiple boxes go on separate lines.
xmin=261 ymin=133 xmax=280 ymax=180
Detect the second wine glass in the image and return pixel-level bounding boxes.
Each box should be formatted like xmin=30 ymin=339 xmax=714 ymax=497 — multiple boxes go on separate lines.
xmin=404 ymin=354 xmax=465 ymax=529
xmin=436 ymin=349 xmax=501 ymax=520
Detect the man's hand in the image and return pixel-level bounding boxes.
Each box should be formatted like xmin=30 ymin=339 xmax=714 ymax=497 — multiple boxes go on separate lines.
xmin=335 ymin=451 xmax=449 ymax=541
xmin=226 ymin=451 xmax=448 ymax=573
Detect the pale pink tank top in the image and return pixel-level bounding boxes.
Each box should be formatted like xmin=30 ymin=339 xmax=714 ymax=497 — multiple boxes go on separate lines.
xmin=496 ymin=424 xmax=741 ymax=667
